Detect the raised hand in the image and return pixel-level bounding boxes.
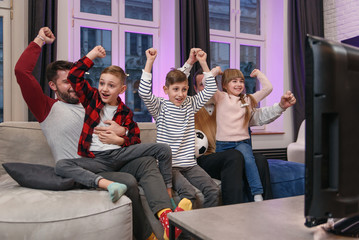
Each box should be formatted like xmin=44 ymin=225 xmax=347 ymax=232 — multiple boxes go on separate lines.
xmin=196 ymin=50 xmax=207 ymax=62
xmin=187 ymin=48 xmax=202 ymax=65
xmin=279 ymin=90 xmax=296 ymax=109
xmin=87 ymin=45 xmax=106 ymax=60
xmin=210 ymin=66 xmax=223 ymax=77
xmin=145 ymin=48 xmax=157 ymax=62
xmin=35 ymin=27 xmax=55 ymax=47
xmin=249 ymin=69 xmax=263 ymax=78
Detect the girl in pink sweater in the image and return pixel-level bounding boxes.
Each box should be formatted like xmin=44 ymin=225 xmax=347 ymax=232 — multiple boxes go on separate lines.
xmin=213 ymin=68 xmax=273 ymax=202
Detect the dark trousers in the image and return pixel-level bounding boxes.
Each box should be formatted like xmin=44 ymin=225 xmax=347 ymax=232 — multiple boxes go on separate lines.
xmin=197 ymin=149 xmax=273 ymax=205
xmin=76 ymin=156 xmax=172 ymax=240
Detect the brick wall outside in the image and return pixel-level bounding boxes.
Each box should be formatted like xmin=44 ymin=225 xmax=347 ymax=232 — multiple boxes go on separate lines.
xmin=323 ymin=0 xmax=359 ymax=42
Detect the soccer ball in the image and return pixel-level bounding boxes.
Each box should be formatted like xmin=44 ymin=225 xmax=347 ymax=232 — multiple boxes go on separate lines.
xmin=195 ymin=129 xmax=208 ymax=158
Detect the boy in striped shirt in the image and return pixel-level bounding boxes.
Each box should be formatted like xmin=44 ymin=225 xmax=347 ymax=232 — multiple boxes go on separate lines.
xmin=139 ymin=48 xmax=220 ymax=209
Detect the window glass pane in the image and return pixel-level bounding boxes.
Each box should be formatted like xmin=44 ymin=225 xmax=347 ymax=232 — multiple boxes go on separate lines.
xmin=0 ymin=17 xmax=3 ymax=122
xmin=240 ymin=0 xmax=260 ymax=35
xmin=125 ymin=32 xmax=152 ymax=122
xmin=80 ymin=0 xmax=111 ymax=16
xmin=208 ymin=0 xmax=230 ymax=31
xmin=81 ymin=27 xmax=112 ymax=87
xmin=240 ymin=45 xmax=260 ymax=95
xmin=125 ymin=0 xmax=153 ymax=21
xmin=210 ymin=41 xmax=230 ymax=90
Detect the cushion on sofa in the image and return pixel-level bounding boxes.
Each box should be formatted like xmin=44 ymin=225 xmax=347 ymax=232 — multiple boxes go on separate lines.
xmin=2 ymin=162 xmax=75 ymax=191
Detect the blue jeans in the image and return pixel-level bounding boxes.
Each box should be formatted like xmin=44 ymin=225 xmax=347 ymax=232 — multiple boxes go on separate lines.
xmin=216 ymin=139 xmax=263 ymax=195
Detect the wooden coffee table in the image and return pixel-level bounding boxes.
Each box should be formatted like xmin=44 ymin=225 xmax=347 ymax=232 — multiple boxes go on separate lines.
xmin=168 ymin=196 xmax=353 ymax=240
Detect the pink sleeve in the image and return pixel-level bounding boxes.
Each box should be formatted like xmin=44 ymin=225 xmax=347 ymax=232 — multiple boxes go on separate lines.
xmin=14 ymin=42 xmax=56 ymax=122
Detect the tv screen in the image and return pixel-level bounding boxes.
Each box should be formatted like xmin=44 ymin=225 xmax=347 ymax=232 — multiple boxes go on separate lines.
xmin=305 ymin=35 xmax=359 ymax=228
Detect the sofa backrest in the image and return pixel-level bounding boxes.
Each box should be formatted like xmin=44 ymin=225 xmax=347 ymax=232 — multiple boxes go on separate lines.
xmin=0 ymin=121 xmax=157 ymax=176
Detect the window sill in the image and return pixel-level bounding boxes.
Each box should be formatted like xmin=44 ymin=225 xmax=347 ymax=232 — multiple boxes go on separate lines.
xmin=251 ymin=129 xmax=285 ymax=135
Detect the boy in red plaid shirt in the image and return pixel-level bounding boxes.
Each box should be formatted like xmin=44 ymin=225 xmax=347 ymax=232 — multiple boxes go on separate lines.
xmin=54 ymin=46 xmax=173 ymax=202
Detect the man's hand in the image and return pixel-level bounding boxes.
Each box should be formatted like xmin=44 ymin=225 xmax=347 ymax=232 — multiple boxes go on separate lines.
xmin=279 ymin=91 xmax=296 ymax=109
xmin=196 ymin=50 xmax=207 ymax=62
xmin=97 ymin=130 xmax=125 ymax=146
xmin=145 ymin=48 xmax=157 ymax=62
xmin=35 ymin=27 xmax=55 ymax=47
xmin=187 ymin=48 xmax=202 ymax=65
xmin=94 ymin=120 xmax=126 ymax=136
xmin=86 ymin=45 xmax=106 ymax=60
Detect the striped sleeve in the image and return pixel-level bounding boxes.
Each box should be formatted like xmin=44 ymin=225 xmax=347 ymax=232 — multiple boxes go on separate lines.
xmin=191 ymin=71 xmax=217 ymax=113
xmin=138 ymin=70 xmax=162 ymax=119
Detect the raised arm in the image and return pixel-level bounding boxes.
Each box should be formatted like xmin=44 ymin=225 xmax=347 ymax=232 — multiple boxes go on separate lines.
xmin=250 ymin=90 xmax=296 ymax=126
xmin=67 ymin=46 xmax=106 ymax=107
xmin=138 ymin=48 xmax=162 ymax=119
xmin=191 ymin=50 xmax=217 ymax=113
xmin=250 ymin=69 xmax=273 ymax=103
xmin=14 ymin=27 xmax=56 ymax=123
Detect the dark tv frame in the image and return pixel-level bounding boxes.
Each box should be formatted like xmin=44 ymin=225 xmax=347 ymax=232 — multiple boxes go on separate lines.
xmin=305 ymin=35 xmax=359 ymax=229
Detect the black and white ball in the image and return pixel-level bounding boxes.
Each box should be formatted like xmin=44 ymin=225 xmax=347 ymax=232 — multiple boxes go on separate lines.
xmin=195 ymin=129 xmax=208 ymax=158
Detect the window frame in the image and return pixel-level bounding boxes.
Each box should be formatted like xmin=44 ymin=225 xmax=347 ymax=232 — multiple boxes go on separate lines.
xmin=209 ymin=35 xmax=235 ymax=69
xmin=119 ymin=25 xmax=159 ymax=98
xmin=119 ymin=0 xmax=159 ymax=28
xmin=73 ymin=0 xmax=119 ymax=23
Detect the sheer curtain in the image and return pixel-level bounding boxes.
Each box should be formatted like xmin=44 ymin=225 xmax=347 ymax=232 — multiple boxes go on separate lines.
xmin=289 ymin=0 xmax=324 ymax=138
xmin=179 ymin=0 xmax=210 ymax=96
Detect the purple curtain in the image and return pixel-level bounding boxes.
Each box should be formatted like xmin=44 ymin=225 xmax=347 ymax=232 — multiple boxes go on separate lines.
xmin=28 ymin=0 xmax=57 ymax=120
xmin=179 ymin=0 xmax=210 ymax=96
xmin=289 ymin=0 xmax=324 ymax=139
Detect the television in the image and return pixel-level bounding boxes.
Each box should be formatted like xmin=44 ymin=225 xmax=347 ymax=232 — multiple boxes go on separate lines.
xmin=305 ymin=35 xmax=359 ymax=235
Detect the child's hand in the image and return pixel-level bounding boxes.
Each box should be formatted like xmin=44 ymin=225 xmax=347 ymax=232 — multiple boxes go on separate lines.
xmin=187 ymin=48 xmax=202 ymax=65
xmin=98 ymin=130 xmax=125 ymax=146
xmin=196 ymin=50 xmax=207 ymax=62
xmin=210 ymin=66 xmax=223 ymax=77
xmin=146 ymin=48 xmax=157 ymax=61
xmin=279 ymin=91 xmax=296 ymax=109
xmin=250 ymin=69 xmax=263 ymax=78
xmin=87 ymin=46 xmax=106 ymax=60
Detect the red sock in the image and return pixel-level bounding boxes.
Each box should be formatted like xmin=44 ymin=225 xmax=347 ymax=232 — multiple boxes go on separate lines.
xmin=159 ymin=209 xmax=172 ymax=240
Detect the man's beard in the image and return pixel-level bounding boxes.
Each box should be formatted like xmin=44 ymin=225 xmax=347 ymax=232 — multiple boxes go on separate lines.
xmin=57 ymin=90 xmax=79 ymax=104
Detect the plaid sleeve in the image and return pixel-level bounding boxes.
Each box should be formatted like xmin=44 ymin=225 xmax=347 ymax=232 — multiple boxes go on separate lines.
xmin=116 ymin=102 xmax=141 ymax=147
xmin=67 ymin=56 xmax=96 ymax=108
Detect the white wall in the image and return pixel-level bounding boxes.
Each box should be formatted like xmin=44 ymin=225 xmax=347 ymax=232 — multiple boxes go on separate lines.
xmin=323 ymin=0 xmax=359 ymax=42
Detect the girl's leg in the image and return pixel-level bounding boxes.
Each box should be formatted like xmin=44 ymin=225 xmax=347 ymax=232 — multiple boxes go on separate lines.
xmin=235 ymin=142 xmax=264 ymax=197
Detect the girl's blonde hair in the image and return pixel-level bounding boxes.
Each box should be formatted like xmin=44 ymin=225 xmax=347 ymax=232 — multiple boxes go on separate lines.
xmin=221 ymin=68 xmax=258 ymax=126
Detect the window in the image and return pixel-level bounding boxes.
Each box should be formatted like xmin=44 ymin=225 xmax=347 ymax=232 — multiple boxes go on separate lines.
xmin=209 ymin=0 xmax=264 ymax=96
xmin=72 ymin=0 xmax=161 ymax=122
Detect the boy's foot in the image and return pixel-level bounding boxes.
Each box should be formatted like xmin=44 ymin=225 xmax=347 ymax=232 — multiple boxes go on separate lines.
xmin=107 ymin=182 xmax=127 ymax=202
xmin=172 ymin=198 xmax=193 ymax=238
xmin=158 ymin=208 xmax=172 ymax=240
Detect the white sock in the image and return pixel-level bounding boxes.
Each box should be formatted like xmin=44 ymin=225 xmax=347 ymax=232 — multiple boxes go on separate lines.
xmin=254 ymin=194 xmax=263 ymax=202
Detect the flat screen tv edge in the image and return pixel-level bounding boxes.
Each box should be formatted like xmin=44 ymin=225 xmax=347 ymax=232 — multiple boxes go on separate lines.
xmin=305 ymin=35 xmax=359 ymax=237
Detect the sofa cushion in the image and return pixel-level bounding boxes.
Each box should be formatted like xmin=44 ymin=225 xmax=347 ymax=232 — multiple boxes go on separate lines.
xmin=0 ymin=175 xmax=133 ymax=240
xmin=3 ymin=162 xmax=75 ymax=191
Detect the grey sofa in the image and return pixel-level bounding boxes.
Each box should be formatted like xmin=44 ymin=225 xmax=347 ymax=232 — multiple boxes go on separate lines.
xmin=0 ymin=121 xmax=169 ymax=240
